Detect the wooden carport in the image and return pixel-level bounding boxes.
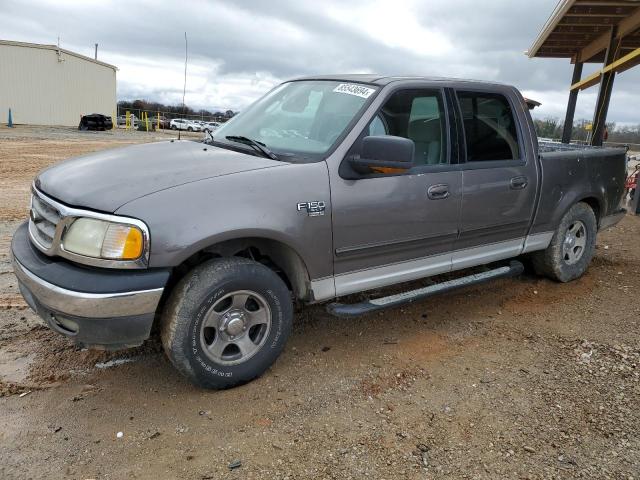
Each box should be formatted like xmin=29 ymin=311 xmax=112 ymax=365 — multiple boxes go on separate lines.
xmin=527 ymin=0 xmax=640 ymax=145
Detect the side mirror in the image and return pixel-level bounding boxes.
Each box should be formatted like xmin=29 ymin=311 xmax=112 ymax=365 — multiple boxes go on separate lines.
xmin=349 ymin=135 xmax=415 ymax=175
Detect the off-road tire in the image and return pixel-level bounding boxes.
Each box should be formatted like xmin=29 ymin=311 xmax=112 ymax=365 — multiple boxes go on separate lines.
xmin=161 ymin=257 xmax=293 ymax=389
xmin=532 ymin=202 xmax=597 ymax=282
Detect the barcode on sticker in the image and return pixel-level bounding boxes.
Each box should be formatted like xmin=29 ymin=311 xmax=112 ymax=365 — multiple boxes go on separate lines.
xmin=333 ymin=83 xmax=376 ymax=99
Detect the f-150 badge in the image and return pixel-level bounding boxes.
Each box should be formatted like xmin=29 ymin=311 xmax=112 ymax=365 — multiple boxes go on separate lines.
xmin=297 ymin=201 xmax=325 ymax=217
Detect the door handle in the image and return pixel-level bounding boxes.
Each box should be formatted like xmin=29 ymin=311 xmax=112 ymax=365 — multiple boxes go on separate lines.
xmin=510 ymin=176 xmax=528 ymax=190
xmin=427 ymin=184 xmax=450 ymax=200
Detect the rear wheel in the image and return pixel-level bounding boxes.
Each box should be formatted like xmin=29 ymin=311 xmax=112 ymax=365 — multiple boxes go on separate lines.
xmin=161 ymin=257 xmax=293 ymax=389
xmin=532 ymin=202 xmax=597 ymax=282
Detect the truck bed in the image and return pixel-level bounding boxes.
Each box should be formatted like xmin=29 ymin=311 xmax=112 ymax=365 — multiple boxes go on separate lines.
xmin=531 ymin=141 xmax=627 ymax=234
xmin=537 ymin=140 xmax=620 ymax=154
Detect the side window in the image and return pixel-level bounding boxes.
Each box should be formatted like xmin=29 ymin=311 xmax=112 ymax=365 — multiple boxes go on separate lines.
xmin=457 ymin=92 xmax=520 ymax=161
xmin=368 ymin=115 xmax=387 ymax=136
xmin=365 ymin=89 xmax=448 ymax=166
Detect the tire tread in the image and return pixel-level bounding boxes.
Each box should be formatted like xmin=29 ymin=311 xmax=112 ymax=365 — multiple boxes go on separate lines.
xmin=531 ymin=202 xmax=597 ymax=282
xmin=160 ymin=257 xmax=292 ymax=389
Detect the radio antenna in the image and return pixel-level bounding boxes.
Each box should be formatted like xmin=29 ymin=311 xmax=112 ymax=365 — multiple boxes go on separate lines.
xmin=179 ymin=31 xmax=188 ymax=141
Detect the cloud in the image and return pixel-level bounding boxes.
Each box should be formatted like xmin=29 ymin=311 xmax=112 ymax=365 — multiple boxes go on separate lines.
xmin=325 ymin=0 xmax=454 ymax=57
xmin=1 ymin=0 xmax=638 ymax=123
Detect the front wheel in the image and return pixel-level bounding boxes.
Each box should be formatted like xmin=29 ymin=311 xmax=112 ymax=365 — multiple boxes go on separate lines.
xmin=532 ymin=202 xmax=597 ymax=282
xmin=161 ymin=257 xmax=293 ymax=389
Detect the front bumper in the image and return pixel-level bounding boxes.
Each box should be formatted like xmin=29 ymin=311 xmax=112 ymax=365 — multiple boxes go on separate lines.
xmin=11 ymin=222 xmax=170 ymax=349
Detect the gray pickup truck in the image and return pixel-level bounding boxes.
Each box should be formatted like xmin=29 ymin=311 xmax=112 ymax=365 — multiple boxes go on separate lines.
xmin=11 ymin=75 xmax=627 ymax=388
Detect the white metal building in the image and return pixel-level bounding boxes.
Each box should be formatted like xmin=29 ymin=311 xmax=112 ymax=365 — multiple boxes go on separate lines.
xmin=0 ymin=40 xmax=117 ymax=126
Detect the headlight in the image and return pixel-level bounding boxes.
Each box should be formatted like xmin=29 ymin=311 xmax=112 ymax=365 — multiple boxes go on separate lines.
xmin=63 ymin=218 xmax=145 ymax=260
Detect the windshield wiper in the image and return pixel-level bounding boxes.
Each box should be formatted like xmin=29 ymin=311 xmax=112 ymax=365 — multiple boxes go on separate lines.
xmin=225 ymin=135 xmax=279 ymax=160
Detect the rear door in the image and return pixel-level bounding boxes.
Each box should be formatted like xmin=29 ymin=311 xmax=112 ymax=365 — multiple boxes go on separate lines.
xmin=453 ymin=88 xmax=538 ymax=268
xmin=329 ymin=87 xmax=462 ymax=295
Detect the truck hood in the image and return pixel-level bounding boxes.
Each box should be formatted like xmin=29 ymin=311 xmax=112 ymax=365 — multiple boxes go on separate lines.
xmin=35 ymin=140 xmax=285 ymax=212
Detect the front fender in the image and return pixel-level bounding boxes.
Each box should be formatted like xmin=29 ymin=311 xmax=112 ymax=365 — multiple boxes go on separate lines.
xmin=115 ymin=161 xmax=334 ymax=280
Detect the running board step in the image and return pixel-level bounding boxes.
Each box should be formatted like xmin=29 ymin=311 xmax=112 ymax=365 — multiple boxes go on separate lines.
xmin=326 ymin=260 xmax=524 ymax=318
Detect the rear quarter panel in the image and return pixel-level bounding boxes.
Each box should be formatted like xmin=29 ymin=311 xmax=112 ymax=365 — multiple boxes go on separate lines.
xmin=530 ymin=148 xmax=626 ymax=233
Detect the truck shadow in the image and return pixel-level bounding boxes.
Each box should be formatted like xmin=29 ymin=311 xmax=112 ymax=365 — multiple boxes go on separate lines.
xmin=2 ymin=258 xmax=597 ymax=399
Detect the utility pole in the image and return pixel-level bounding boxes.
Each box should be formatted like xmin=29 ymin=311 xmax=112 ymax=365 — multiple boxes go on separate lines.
xmin=94 ymin=43 xmax=98 ymax=60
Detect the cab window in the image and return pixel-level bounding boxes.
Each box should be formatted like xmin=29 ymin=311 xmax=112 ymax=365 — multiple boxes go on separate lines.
xmin=457 ymin=92 xmax=520 ymax=161
xmin=366 ymin=90 xmax=448 ymax=166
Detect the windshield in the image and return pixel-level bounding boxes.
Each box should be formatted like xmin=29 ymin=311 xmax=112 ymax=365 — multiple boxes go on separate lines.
xmin=212 ymin=80 xmax=378 ymax=160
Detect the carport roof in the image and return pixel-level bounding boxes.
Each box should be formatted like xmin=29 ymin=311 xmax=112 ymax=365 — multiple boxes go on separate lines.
xmin=527 ymin=0 xmax=640 ymax=63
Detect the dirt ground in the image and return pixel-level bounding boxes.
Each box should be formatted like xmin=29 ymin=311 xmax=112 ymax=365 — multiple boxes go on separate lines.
xmin=0 ymin=126 xmax=638 ymax=479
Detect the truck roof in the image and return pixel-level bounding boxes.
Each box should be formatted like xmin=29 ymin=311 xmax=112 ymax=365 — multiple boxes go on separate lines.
xmin=291 ymin=74 xmax=510 ymax=88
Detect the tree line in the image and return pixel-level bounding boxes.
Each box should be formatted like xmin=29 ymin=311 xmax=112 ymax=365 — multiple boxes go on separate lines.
xmin=117 ymin=99 xmax=236 ymax=121
xmin=533 ymin=117 xmax=640 ymax=145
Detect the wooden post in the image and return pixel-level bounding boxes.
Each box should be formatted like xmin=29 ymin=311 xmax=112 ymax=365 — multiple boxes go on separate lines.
xmin=561 ymin=61 xmax=583 ymax=144
xmin=591 ymin=26 xmax=618 ymax=147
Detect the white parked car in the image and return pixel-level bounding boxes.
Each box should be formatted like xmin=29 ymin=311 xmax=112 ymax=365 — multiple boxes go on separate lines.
xmin=117 ymin=114 xmax=138 ymax=127
xmin=169 ymin=119 xmax=202 ymax=132
xmin=202 ymin=122 xmax=220 ymax=133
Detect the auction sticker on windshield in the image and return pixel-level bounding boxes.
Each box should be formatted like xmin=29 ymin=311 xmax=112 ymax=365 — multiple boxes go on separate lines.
xmin=333 ymin=83 xmax=376 ymax=99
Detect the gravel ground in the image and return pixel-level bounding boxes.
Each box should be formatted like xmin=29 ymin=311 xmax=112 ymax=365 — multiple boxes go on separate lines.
xmin=0 ymin=126 xmax=638 ymax=479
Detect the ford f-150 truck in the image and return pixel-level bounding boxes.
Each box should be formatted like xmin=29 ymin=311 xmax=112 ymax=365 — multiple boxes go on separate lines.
xmin=11 ymin=75 xmax=627 ymax=389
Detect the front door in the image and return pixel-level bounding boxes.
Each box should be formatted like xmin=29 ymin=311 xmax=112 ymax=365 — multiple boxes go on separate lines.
xmin=329 ymin=88 xmax=462 ymax=296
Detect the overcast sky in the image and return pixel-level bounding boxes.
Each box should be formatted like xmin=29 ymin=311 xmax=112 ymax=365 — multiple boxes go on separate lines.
xmin=2 ymin=0 xmax=639 ymax=124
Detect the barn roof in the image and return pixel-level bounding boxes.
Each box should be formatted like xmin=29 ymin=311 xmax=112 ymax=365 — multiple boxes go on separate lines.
xmin=0 ymin=39 xmax=118 ymax=71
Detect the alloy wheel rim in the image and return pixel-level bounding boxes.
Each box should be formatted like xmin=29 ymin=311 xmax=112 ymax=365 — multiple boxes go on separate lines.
xmin=200 ymin=290 xmax=271 ymax=366
xmin=562 ymin=220 xmax=587 ymax=265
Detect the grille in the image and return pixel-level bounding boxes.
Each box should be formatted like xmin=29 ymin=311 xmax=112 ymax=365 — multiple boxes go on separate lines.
xmin=29 ymin=193 xmax=62 ymax=249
